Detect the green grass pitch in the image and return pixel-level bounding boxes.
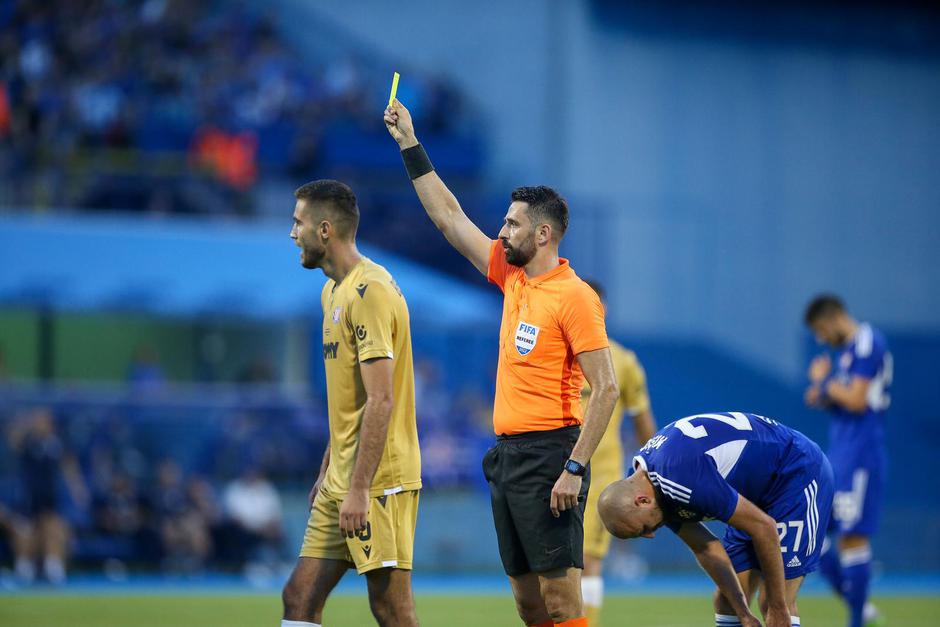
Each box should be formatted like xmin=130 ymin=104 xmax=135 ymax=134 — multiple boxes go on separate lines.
xmin=2 ymin=594 xmax=938 ymax=626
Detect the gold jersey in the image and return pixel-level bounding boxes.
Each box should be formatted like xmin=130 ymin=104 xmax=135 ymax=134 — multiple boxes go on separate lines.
xmin=581 ymin=339 xmax=650 ymax=477
xmin=319 ymin=258 xmax=421 ymax=497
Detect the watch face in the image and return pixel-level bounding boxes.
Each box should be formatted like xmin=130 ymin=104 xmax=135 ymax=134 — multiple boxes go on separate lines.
xmin=565 ymin=460 xmax=584 ymax=475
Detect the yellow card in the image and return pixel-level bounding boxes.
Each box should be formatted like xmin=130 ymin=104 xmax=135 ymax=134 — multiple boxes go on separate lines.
xmin=388 ymin=71 xmax=400 ymax=107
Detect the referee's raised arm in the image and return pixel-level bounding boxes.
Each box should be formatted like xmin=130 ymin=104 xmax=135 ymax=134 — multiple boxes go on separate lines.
xmin=384 ymin=100 xmax=492 ymax=276
xmin=386 ymin=103 xmax=606 ymax=622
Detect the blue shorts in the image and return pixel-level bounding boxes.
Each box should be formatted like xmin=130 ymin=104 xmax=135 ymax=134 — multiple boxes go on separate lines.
xmin=724 ymin=451 xmax=834 ymax=579
xmin=829 ymin=452 xmax=884 ymax=537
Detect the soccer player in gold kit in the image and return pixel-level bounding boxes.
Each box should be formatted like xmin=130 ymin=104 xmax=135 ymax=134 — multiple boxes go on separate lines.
xmin=580 ymin=280 xmax=657 ymax=626
xmin=281 ymin=180 xmax=421 ymax=627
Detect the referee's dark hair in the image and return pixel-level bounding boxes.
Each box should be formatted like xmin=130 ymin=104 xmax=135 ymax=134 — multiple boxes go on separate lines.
xmin=804 ymin=293 xmax=846 ymax=326
xmin=511 ymin=186 xmax=569 ymax=241
xmin=294 ymin=179 xmax=360 ymax=240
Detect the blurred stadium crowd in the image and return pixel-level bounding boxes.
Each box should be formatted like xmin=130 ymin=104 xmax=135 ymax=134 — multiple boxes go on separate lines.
xmin=0 ymin=0 xmax=465 ymax=215
xmin=0 ymin=345 xmax=495 ymax=584
xmin=0 ymin=3 xmax=490 ymax=585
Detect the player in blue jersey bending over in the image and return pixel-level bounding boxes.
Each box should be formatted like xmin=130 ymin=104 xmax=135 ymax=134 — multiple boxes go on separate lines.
xmin=599 ymin=412 xmax=833 ymax=627
xmin=804 ymin=294 xmax=891 ymax=627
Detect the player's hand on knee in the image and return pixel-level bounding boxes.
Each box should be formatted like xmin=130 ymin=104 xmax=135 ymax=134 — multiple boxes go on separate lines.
xmin=339 ymin=488 xmax=370 ymax=538
xmin=550 ymin=472 xmax=582 ymax=518
xmin=764 ymin=606 xmax=790 ymax=627
xmin=739 ymin=614 xmax=762 ymax=627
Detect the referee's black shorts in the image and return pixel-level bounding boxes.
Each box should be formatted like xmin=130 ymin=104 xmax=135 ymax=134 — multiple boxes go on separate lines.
xmin=482 ymin=425 xmax=590 ymax=577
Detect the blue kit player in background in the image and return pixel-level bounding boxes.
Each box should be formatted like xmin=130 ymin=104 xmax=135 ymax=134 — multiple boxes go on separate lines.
xmin=598 ymin=412 xmax=833 ymax=627
xmin=804 ymin=294 xmax=891 ymax=627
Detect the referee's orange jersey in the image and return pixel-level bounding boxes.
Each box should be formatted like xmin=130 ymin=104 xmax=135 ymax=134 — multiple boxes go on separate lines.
xmin=487 ymin=241 xmax=609 ymax=435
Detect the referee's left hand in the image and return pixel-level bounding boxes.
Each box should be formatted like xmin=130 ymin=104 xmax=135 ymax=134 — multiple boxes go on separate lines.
xmin=550 ymin=471 xmax=582 ymax=518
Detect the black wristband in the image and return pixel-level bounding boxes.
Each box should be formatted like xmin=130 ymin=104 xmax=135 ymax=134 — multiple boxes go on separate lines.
xmin=401 ymin=144 xmax=434 ymax=180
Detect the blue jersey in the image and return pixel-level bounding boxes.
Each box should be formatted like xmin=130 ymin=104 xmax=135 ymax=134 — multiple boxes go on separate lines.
xmin=828 ymin=322 xmax=891 ymax=457
xmin=633 ymin=412 xmax=824 ymax=528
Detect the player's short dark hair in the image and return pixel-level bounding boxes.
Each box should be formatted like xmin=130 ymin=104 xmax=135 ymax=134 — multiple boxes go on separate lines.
xmin=511 ymin=186 xmax=568 ymax=240
xmin=584 ymin=279 xmax=605 ymax=300
xmin=294 ymin=179 xmax=359 ymax=240
xmin=804 ymin=294 xmax=846 ymax=326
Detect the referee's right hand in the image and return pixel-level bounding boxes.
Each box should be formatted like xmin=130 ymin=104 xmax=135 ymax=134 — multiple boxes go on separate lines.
xmin=384 ymin=100 xmax=418 ymax=149
xmin=550 ymin=471 xmax=582 ymax=518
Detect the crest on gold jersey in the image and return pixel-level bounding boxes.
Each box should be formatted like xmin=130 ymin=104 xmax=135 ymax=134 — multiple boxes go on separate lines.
xmin=515 ymin=321 xmax=540 ymax=356
xmin=332 ymin=307 xmax=341 ymax=323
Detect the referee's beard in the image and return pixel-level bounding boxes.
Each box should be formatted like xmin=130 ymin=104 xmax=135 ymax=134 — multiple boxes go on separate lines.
xmin=502 ymin=233 xmax=537 ymax=267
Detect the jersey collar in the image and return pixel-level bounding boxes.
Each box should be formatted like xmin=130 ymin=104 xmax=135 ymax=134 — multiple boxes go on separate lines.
xmin=333 ymin=257 xmax=368 ymax=290
xmin=524 ymin=258 xmax=571 ymax=286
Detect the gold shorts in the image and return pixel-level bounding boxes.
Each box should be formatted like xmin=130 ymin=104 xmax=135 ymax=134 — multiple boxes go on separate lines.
xmin=584 ymin=468 xmax=620 ymax=559
xmin=299 ymin=488 xmax=419 ymax=574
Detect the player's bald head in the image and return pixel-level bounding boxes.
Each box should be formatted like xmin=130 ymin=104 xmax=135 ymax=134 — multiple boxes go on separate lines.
xmin=599 ymin=478 xmax=642 ymax=538
xmin=598 ymin=473 xmax=663 ymax=539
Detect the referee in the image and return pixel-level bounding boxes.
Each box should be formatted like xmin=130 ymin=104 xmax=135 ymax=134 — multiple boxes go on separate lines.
xmin=385 ymin=102 xmax=618 ymax=627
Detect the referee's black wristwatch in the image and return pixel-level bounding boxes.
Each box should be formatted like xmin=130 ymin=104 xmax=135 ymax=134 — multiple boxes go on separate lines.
xmin=563 ymin=458 xmax=587 ymax=476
